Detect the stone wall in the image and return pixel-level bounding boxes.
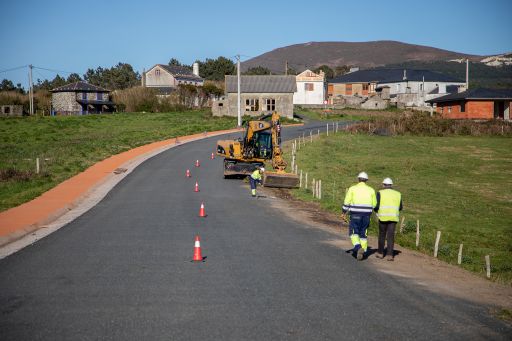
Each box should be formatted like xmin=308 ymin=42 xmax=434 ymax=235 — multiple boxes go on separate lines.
xmin=52 ymin=92 xmax=81 ymax=114
xmin=0 ymin=105 xmax=23 ymax=116
xmin=212 ymin=93 xmax=294 ymax=119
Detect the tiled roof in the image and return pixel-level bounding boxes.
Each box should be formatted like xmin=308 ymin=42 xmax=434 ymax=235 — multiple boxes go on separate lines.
xmin=157 ymin=64 xmax=203 ymax=81
xmin=225 ymin=75 xmax=297 ymax=93
xmin=426 ymin=88 xmax=512 ymax=103
xmin=330 ymin=68 xmax=463 ymax=84
xmin=51 ymin=81 xmax=110 ymax=92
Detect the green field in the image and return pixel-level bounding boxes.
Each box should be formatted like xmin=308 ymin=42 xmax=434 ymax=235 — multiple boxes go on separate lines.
xmin=0 ymin=111 xmax=237 ymax=211
xmin=295 ymin=107 xmax=397 ymax=121
xmin=286 ymin=132 xmax=512 ymax=284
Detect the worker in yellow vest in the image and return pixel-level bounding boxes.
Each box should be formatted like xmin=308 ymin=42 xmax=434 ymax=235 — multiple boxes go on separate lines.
xmin=249 ymin=167 xmax=265 ymax=197
xmin=342 ymin=172 xmax=377 ymax=261
xmin=374 ymin=178 xmax=403 ymax=261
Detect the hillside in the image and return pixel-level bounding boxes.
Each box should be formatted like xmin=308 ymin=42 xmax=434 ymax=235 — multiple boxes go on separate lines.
xmin=241 ymin=40 xmax=481 ymax=73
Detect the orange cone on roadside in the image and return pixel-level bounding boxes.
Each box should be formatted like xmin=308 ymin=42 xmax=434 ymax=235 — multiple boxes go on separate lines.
xmin=186 ymin=169 xmax=191 ymax=178
xmin=210 ymin=152 xmax=215 ymax=159
xmin=195 ymin=160 xmax=200 ymax=167
xmin=194 ymin=181 xmax=199 ymax=192
xmin=199 ymin=202 xmax=206 ymax=217
xmin=192 ymin=235 xmax=203 ymax=262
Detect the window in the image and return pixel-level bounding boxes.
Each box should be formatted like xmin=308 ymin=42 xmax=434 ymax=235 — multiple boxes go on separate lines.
xmin=245 ymin=99 xmax=259 ymax=111
xmin=448 ymin=106 xmax=452 ymax=113
xmin=264 ymin=98 xmax=276 ymax=111
xmin=362 ymin=83 xmax=369 ymax=91
xmin=3 ymin=106 xmax=10 ymax=114
xmin=460 ymin=101 xmax=465 ymax=112
xmin=155 ymin=69 xmax=161 ymax=76
xmin=304 ymin=83 xmax=314 ymax=91
xmin=96 ymin=92 xmax=102 ymax=100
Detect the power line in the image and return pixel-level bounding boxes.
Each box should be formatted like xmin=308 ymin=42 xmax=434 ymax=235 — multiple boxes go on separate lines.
xmin=0 ymin=65 xmax=28 ymax=73
xmin=33 ymin=66 xmax=77 ymax=75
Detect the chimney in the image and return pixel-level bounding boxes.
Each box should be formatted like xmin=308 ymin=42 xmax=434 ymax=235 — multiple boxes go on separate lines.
xmin=193 ymin=62 xmax=199 ymax=77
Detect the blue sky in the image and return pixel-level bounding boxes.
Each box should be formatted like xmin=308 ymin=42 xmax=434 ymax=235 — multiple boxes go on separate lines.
xmin=1 ymin=0 xmax=511 ymax=87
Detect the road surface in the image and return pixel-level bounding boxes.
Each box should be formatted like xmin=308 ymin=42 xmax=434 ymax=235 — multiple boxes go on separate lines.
xmin=1 ymin=121 xmax=510 ymax=340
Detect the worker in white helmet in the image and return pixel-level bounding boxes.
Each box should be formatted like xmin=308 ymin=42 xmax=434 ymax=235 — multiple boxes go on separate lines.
xmin=249 ymin=167 xmax=265 ymax=197
xmin=374 ymin=178 xmax=403 ymax=261
xmin=342 ymin=172 xmax=377 ymax=260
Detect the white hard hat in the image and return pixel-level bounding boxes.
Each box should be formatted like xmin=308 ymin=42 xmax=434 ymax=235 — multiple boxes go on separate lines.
xmin=357 ymin=172 xmax=368 ymax=180
xmin=382 ymin=177 xmax=393 ymax=185
xmin=260 ymin=167 xmax=265 ymax=172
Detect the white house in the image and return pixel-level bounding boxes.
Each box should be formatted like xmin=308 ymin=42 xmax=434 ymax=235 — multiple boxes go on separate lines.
xmin=293 ymin=69 xmax=325 ymax=105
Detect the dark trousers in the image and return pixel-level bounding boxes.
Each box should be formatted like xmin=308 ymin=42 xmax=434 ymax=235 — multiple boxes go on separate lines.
xmin=378 ymin=221 xmax=396 ymax=256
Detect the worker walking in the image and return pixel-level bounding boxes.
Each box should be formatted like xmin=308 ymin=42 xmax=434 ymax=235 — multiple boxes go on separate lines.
xmin=375 ymin=178 xmax=403 ymax=261
xmin=249 ymin=167 xmax=265 ymax=197
xmin=342 ymin=172 xmax=377 ymax=260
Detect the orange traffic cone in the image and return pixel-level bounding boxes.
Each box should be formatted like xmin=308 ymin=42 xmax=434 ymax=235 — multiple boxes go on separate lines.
xmin=210 ymin=152 xmax=215 ymax=159
xmin=192 ymin=235 xmax=203 ymax=262
xmin=194 ymin=181 xmax=199 ymax=192
xmin=186 ymin=169 xmax=191 ymax=178
xmin=199 ymin=202 xmax=206 ymax=217
xmin=195 ymin=160 xmax=200 ymax=167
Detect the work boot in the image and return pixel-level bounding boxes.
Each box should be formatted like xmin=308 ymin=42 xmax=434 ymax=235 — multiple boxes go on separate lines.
xmin=386 ymin=255 xmax=394 ymax=261
xmin=357 ymin=248 xmax=364 ymax=261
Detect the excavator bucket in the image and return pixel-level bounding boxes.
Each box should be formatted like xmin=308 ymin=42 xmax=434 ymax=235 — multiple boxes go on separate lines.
xmin=263 ymin=172 xmax=300 ymax=188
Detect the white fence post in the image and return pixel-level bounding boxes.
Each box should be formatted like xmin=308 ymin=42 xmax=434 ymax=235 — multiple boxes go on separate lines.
xmin=434 ymin=230 xmax=441 ymax=258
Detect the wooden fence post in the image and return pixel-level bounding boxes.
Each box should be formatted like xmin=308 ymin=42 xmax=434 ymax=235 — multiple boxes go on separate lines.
xmin=458 ymin=243 xmax=463 ymax=265
xmin=312 ymin=179 xmax=316 ymax=197
xmin=317 ymin=129 xmax=320 ymax=136
xmin=399 ymin=216 xmax=405 ymax=233
xmin=299 ymin=170 xmax=303 ymax=188
xmin=319 ymin=180 xmax=322 ymax=199
xmin=36 ymin=157 xmax=40 ymax=174
xmin=415 ymin=219 xmax=420 ymax=248
xmin=485 ymin=255 xmax=491 ymax=278
xmin=434 ymin=230 xmax=441 ymax=258
xmin=305 ymin=172 xmax=308 ymax=190
xmin=326 ymin=123 xmax=329 ymax=136
xmin=310 ymin=130 xmax=312 ymax=143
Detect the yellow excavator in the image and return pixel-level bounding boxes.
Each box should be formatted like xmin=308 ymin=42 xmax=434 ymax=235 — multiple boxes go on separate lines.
xmin=216 ymin=112 xmax=299 ymax=188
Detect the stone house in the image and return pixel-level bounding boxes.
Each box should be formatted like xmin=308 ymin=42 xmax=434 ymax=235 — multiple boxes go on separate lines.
xmin=293 ymin=69 xmax=325 ymax=105
xmin=212 ymin=75 xmax=297 ymax=119
xmin=0 ymin=105 xmax=23 ymax=116
xmin=51 ymin=81 xmax=115 ymax=115
xmin=426 ymin=88 xmax=512 ymax=120
xmin=142 ymin=63 xmax=204 ymax=95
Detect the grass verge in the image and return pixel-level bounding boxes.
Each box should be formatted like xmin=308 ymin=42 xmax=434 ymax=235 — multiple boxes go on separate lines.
xmin=284 ymin=131 xmax=512 ymax=284
xmin=295 ymin=107 xmax=401 ymax=121
xmin=0 ymin=111 xmax=236 ymax=211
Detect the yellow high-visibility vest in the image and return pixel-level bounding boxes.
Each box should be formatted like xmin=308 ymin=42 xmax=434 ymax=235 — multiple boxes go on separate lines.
xmin=343 ymin=182 xmax=376 ymax=214
xmin=251 ymin=169 xmax=262 ymax=181
xmin=377 ymin=189 xmax=401 ymax=222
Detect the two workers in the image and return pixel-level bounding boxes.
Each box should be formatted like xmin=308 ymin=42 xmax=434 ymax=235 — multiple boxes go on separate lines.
xmin=342 ymin=172 xmax=402 ymax=261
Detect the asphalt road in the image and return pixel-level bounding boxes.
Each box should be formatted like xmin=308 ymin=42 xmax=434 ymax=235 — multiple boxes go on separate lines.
xmin=1 ymin=121 xmax=511 ymax=340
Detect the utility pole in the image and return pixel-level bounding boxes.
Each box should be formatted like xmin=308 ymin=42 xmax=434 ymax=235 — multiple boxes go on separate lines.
xmin=285 ymin=60 xmax=288 ymax=75
xmin=236 ymin=54 xmax=241 ymax=127
xmin=29 ymin=64 xmax=34 ymax=115
xmin=466 ymin=59 xmax=469 ymax=89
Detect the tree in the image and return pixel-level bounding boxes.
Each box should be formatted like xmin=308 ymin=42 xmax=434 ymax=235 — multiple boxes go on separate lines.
xmin=314 ymin=65 xmax=334 ymax=79
xmin=198 ymin=56 xmax=235 ymax=81
xmin=0 ymin=79 xmax=16 ymax=91
xmin=84 ymin=63 xmax=140 ymax=90
xmin=287 ymin=67 xmax=297 ymax=76
xmin=334 ymin=65 xmax=350 ymax=77
xmin=169 ymin=58 xmax=182 ymax=66
xmin=66 ymin=73 xmax=82 ymax=83
xmin=244 ymin=66 xmax=271 ymax=75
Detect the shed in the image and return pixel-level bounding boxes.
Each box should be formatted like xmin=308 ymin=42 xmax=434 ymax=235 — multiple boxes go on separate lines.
xmin=51 ymin=81 xmax=115 ymax=115
xmin=212 ymin=75 xmax=297 ymax=119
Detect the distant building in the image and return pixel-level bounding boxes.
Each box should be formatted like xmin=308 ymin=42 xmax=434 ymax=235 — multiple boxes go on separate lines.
xmin=328 ymin=68 xmax=465 ymax=106
xmin=212 ymin=75 xmax=297 ymax=119
xmin=0 ymin=105 xmax=23 ymax=116
xmin=293 ymin=69 xmax=325 ymax=105
xmin=142 ymin=63 xmax=204 ymax=95
xmin=426 ymin=88 xmax=512 ymax=120
xmin=51 ymin=81 xmax=115 ymax=115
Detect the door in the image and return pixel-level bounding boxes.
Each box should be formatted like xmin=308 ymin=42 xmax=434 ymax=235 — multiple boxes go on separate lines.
xmin=494 ymin=101 xmax=505 ymax=119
